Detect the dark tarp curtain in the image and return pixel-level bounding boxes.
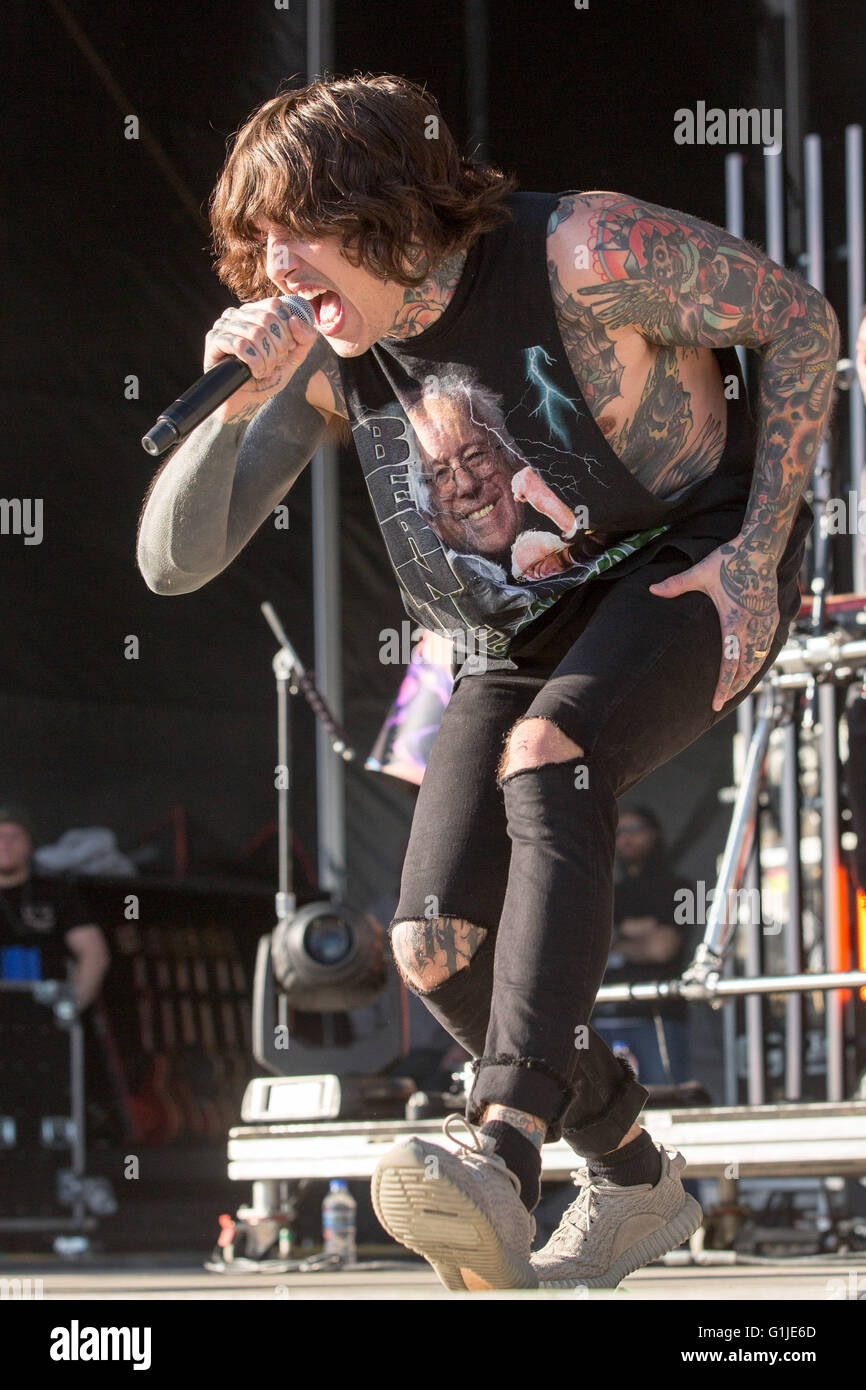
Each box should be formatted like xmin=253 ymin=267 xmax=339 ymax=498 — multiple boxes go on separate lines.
xmin=3 ymin=0 xmax=416 ymax=909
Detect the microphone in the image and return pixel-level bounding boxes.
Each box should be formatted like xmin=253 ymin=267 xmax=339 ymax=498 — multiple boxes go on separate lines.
xmin=141 ymin=294 xmax=317 ymax=457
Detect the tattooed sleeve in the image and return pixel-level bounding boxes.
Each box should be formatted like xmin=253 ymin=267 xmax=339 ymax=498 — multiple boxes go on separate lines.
xmin=137 ymin=336 xmax=341 ymax=593
xmin=549 ymin=192 xmax=840 ymax=559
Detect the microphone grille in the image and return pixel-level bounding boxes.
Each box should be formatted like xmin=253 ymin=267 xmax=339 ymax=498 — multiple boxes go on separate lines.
xmin=279 ymin=293 xmax=316 ymax=328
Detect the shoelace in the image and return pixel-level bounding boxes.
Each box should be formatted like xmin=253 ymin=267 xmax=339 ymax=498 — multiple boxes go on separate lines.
xmin=441 ymin=1112 xmax=537 ymax=1239
xmin=442 ymin=1112 xmax=519 ymax=1188
xmin=442 ymin=1111 xmax=487 ymax=1154
xmin=556 ymin=1167 xmax=602 ymax=1239
xmin=554 ymin=1165 xmax=654 ymax=1242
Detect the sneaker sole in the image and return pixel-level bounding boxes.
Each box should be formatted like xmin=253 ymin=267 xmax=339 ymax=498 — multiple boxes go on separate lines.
xmin=537 ymin=1192 xmax=704 ymax=1289
xmin=372 ymin=1141 xmax=539 ymax=1292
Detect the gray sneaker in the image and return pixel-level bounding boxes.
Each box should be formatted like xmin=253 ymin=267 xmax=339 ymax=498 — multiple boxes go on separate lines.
xmin=371 ymin=1113 xmax=539 ymax=1291
xmin=531 ymin=1143 xmax=703 ymax=1288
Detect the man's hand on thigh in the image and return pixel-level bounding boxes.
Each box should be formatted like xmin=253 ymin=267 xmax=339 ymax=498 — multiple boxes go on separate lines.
xmin=648 ymin=542 xmax=779 ymax=711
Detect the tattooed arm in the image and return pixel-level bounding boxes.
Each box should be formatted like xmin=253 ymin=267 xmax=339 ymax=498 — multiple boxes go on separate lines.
xmin=137 ymin=298 xmax=347 ymax=595
xmin=550 ymin=192 xmax=840 ymax=708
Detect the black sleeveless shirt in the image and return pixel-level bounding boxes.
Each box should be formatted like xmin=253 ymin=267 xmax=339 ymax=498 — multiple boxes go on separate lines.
xmin=336 ymin=191 xmax=812 ymax=668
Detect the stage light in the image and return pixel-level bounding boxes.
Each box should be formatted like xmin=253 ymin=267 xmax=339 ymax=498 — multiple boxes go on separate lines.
xmin=303 ymin=915 xmax=353 ymax=967
xmin=251 ymin=900 xmax=405 ymax=1079
xmin=268 ymin=900 xmax=386 ymax=1013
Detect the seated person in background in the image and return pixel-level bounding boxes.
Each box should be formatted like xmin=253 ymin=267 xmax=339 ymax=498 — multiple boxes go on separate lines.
xmin=592 ymin=804 xmax=694 ymax=1086
xmin=0 ymin=805 xmax=110 ymax=1010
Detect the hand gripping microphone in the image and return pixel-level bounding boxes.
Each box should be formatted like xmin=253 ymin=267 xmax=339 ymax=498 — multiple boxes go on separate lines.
xmin=141 ymin=294 xmax=317 ymax=457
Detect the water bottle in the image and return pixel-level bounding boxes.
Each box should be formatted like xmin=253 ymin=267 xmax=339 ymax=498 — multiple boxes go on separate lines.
xmin=322 ymin=1180 xmax=357 ymax=1265
xmin=612 ymin=1040 xmax=640 ymax=1080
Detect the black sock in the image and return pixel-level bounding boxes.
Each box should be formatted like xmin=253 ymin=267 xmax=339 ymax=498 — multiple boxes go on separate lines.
xmin=480 ymin=1120 xmax=542 ymax=1212
xmin=586 ymin=1128 xmax=661 ymax=1187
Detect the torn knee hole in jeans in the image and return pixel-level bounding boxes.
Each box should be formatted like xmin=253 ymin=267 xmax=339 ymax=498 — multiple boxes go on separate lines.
xmin=497 ymin=714 xmax=586 ymax=782
xmin=389 ymin=915 xmax=489 ymax=994
xmin=510 ymin=713 xmax=567 ymax=737
xmin=497 ymin=750 xmax=590 ymax=790
xmin=497 ymin=757 xmax=589 ymax=789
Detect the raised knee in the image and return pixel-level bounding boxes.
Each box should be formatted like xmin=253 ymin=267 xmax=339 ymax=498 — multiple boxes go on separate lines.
xmin=390 ymin=916 xmax=488 ymax=992
xmin=498 ymin=717 xmax=584 ymax=780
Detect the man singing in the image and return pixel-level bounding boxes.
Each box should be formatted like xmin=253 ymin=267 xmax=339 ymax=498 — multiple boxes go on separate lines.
xmin=137 ymin=74 xmax=839 ymax=1290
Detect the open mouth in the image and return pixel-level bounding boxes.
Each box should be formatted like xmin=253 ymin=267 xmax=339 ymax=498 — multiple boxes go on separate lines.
xmin=299 ymin=290 xmax=344 ymax=335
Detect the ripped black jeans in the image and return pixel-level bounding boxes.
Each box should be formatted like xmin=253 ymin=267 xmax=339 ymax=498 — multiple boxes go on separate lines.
xmin=389 ymin=545 xmax=803 ymax=1157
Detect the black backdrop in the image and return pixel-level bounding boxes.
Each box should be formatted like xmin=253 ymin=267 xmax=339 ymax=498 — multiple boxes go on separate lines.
xmin=3 ymin=0 xmax=863 ymax=914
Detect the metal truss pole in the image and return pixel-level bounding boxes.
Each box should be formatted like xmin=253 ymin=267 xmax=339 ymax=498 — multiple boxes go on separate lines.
xmin=306 ymin=0 xmax=346 ymax=898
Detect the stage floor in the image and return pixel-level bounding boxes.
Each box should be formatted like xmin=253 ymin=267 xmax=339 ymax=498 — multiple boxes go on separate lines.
xmin=5 ymin=1252 xmax=865 ymax=1299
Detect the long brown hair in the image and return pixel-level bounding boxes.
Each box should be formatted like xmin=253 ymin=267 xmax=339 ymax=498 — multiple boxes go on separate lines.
xmin=210 ymin=73 xmax=517 ymax=299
